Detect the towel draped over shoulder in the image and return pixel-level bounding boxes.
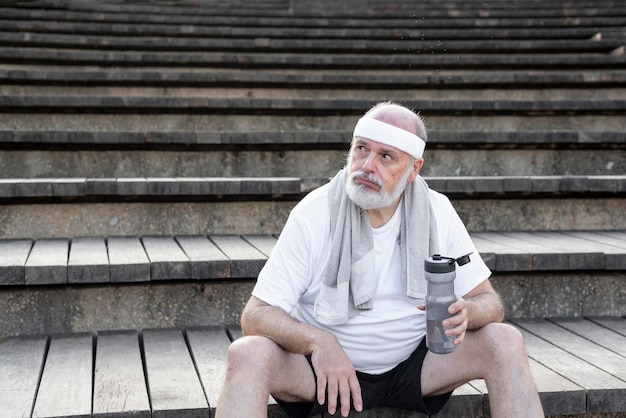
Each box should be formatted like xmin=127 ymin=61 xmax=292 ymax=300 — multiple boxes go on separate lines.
xmin=313 ymin=168 xmax=439 ymax=325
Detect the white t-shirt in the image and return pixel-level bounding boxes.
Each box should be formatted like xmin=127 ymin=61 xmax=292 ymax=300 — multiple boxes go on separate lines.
xmin=252 ymin=182 xmax=491 ymax=374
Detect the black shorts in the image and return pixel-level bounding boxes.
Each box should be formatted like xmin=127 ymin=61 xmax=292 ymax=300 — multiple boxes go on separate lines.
xmin=275 ymin=339 xmax=452 ymax=418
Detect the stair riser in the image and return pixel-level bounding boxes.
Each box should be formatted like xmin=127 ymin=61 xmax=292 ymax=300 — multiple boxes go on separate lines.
xmin=1 ymin=271 xmax=623 ymax=339
xmin=0 ymin=198 xmax=623 ymax=238
xmin=0 ymin=149 xmax=623 ymax=177
xmin=2 ymin=114 xmax=625 ymax=132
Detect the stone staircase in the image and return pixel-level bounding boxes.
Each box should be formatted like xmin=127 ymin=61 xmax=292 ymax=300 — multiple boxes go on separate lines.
xmin=0 ymin=0 xmax=625 ymax=417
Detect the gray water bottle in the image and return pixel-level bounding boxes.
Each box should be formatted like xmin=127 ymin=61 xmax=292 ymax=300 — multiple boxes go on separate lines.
xmin=425 ymin=253 xmax=472 ymax=354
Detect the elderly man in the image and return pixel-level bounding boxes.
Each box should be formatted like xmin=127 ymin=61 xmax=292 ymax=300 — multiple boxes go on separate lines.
xmin=216 ymin=102 xmax=544 ymax=418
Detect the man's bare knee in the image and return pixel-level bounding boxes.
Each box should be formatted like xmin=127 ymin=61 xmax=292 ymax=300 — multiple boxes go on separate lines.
xmin=226 ymin=336 xmax=280 ymax=378
xmin=474 ymin=323 xmax=529 ymax=371
xmin=225 ymin=335 xmax=315 ymax=403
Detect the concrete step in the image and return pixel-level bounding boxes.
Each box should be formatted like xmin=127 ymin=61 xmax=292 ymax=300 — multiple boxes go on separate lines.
xmin=1 ymin=319 xmax=625 ymax=417
xmin=3 ymin=46 xmax=623 ymax=69
xmin=0 ymin=231 xmax=624 ymax=338
xmin=0 ymin=176 xmax=623 ymax=237
xmin=0 ymin=18 xmax=620 ymax=42
xmin=0 ymin=129 xmax=623 ymax=178
xmin=2 ymin=30 xmax=622 ymax=54
xmin=3 ymin=94 xmax=624 ymax=115
xmin=3 ymin=65 xmax=626 ymax=89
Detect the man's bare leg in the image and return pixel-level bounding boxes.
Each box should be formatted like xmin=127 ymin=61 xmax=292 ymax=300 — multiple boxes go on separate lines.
xmin=216 ymin=335 xmax=316 ymax=418
xmin=421 ymin=322 xmax=543 ymax=418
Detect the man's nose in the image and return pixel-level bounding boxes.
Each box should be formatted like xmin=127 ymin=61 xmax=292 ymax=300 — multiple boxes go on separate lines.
xmin=361 ymin=154 xmax=376 ymax=172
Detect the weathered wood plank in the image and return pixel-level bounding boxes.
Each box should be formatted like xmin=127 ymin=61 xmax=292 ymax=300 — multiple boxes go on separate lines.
xmin=551 ymin=317 xmax=626 ymax=357
xmin=437 ymin=381 xmax=483 ymax=418
xmin=468 ymin=352 xmax=587 ymax=416
xmin=25 ymin=239 xmax=69 ymax=285
xmin=32 ymin=333 xmax=93 ymax=418
xmin=471 ymin=232 xmax=531 ymax=271
xmin=517 ymin=318 xmax=626 ymax=381
xmin=242 ymin=234 xmax=277 ymax=257
xmin=529 ymin=231 xmax=606 ymax=269
xmin=186 ymin=327 xmax=231 ymax=409
xmin=588 ymin=316 xmax=626 ymax=337
xmin=210 ymin=235 xmax=267 ymax=278
xmin=142 ymin=236 xmax=191 ymax=280
xmin=142 ymin=328 xmax=209 ymax=418
xmin=228 ymin=326 xmax=243 ymax=341
xmin=68 ymin=237 xmax=109 ymax=284
xmin=501 ymin=231 xmax=603 ymax=270
xmin=93 ymin=330 xmax=151 ymax=418
xmin=527 ymin=358 xmax=586 ymax=415
xmin=471 ymin=232 xmax=569 ymax=270
xmin=563 ymin=231 xmax=626 ymax=269
xmin=0 ymin=335 xmax=48 ymax=417
xmin=0 ymin=239 xmax=33 ymax=285
xmin=175 ymin=235 xmax=230 ymax=279
xmin=512 ymin=319 xmax=626 ymax=413
xmin=107 ymin=236 xmax=150 ymax=282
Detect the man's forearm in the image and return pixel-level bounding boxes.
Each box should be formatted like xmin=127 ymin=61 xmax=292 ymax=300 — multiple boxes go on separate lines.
xmin=465 ymin=292 xmax=505 ymax=331
xmin=241 ymin=296 xmax=334 ymax=355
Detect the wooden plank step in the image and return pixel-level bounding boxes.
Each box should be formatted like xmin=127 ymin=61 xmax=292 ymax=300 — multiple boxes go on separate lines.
xmin=107 ymin=236 xmax=151 ymax=283
xmin=0 ymin=335 xmax=48 ymax=417
xmin=550 ymin=317 xmax=626 ymax=357
xmin=512 ymin=319 xmax=626 ymax=413
xmin=93 ymin=330 xmax=151 ymax=417
xmin=0 ymin=319 xmax=624 ymax=417
xmin=25 ymin=239 xmax=69 ymax=285
xmin=175 ymin=235 xmax=231 ymax=280
xmin=515 ymin=319 xmax=626 ymax=381
xmin=1 ymin=231 xmax=624 ymax=286
xmin=32 ymin=333 xmax=94 ymax=418
xmin=0 ymin=239 xmax=33 ymax=285
xmin=142 ymin=328 xmax=210 ymax=418
xmin=142 ymin=236 xmax=192 ymax=281
xmin=588 ymin=316 xmax=626 ymax=337
xmin=471 ymin=231 xmax=621 ymax=271
xmin=186 ymin=326 xmax=232 ymax=409
xmin=68 ymin=237 xmax=109 ymax=284
xmin=209 ymin=235 xmax=268 ymax=278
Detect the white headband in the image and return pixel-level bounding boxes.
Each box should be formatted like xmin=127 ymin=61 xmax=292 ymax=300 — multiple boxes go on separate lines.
xmin=353 ymin=118 xmax=426 ymax=159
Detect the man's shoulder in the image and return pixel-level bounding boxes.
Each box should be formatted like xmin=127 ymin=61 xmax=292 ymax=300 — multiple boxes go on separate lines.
xmin=428 ymin=187 xmax=453 ymax=208
xmin=292 ymin=181 xmax=331 ymax=216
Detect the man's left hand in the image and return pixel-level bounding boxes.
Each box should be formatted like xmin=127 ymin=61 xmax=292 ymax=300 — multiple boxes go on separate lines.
xmin=443 ymin=297 xmax=469 ymax=346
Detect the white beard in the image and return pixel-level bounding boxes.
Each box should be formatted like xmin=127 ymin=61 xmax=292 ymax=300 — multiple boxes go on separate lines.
xmin=345 ymin=164 xmax=413 ymax=210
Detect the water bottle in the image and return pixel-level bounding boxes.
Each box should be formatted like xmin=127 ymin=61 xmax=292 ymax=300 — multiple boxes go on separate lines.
xmin=424 ymin=253 xmax=472 ymax=354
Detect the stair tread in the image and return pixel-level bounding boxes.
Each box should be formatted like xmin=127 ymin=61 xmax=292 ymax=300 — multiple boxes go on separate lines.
xmin=1 ymin=317 xmax=625 ymax=417
xmin=0 ymin=231 xmax=624 ymax=286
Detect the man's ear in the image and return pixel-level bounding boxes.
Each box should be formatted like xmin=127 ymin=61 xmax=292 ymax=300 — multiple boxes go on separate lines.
xmin=408 ymin=158 xmax=424 ymax=183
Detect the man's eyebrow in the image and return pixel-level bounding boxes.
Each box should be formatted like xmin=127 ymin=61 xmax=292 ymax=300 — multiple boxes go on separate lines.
xmin=354 ymin=138 xmax=399 ymax=154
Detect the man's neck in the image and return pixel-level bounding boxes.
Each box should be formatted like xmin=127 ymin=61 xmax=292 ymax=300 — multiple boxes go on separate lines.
xmin=367 ymin=198 xmax=401 ymax=228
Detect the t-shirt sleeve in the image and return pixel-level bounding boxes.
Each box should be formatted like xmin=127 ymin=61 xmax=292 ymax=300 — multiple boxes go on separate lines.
xmin=252 ymin=209 xmax=316 ymax=315
xmin=431 ymin=191 xmax=492 ymax=297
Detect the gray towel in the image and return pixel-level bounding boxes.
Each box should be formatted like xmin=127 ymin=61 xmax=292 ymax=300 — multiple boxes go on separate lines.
xmin=314 ymin=168 xmax=439 ymax=325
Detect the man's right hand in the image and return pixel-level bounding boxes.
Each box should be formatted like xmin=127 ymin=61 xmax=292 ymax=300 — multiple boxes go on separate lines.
xmin=310 ymin=334 xmax=363 ymax=417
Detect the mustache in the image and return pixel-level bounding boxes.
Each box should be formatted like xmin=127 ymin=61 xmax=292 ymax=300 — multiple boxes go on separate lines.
xmin=350 ymin=170 xmax=383 ymax=188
